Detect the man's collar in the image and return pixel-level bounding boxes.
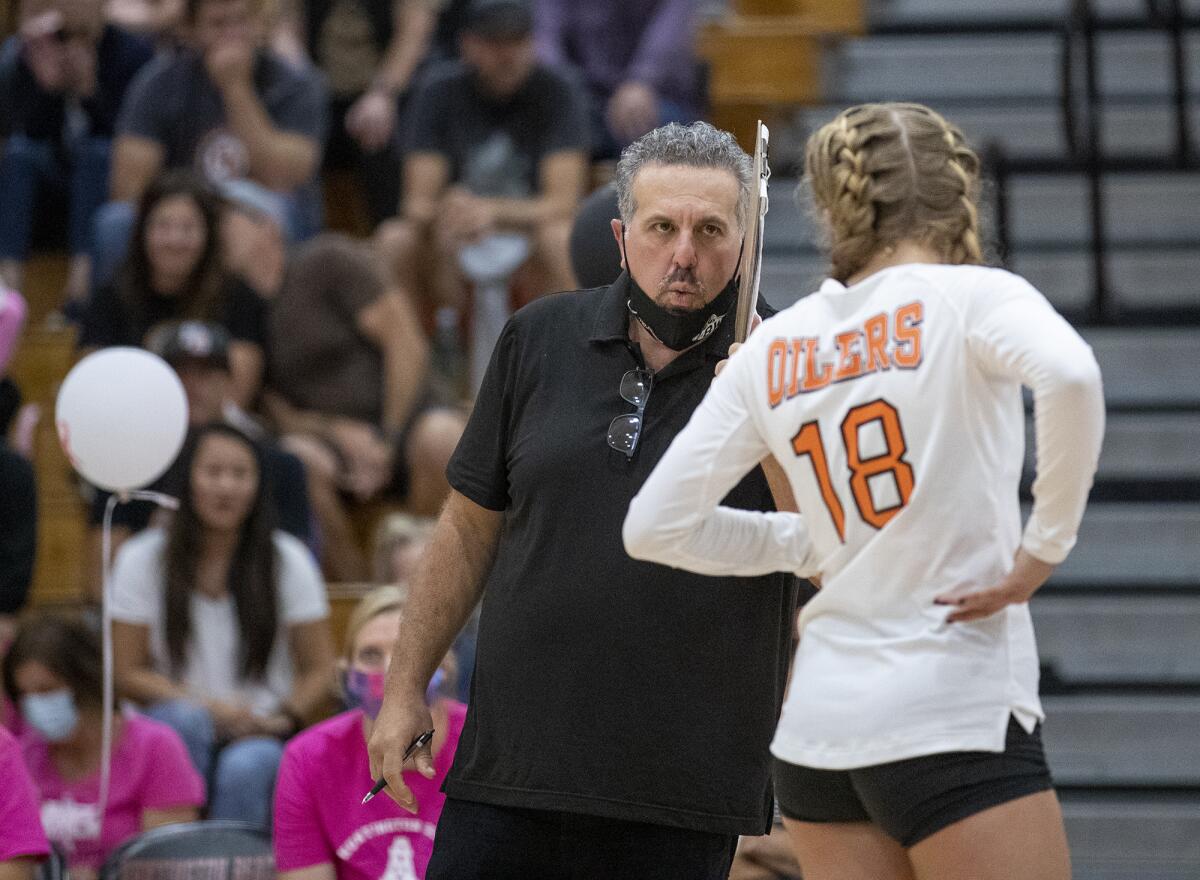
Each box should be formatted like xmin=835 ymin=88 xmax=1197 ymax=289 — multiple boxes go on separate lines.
xmin=588 ymin=271 xmax=737 ymax=362
xmin=588 ymin=272 xmax=634 ymax=344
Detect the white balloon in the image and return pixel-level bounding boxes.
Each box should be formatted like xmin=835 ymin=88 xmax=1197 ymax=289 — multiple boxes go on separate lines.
xmin=55 ymin=347 xmax=189 ymax=492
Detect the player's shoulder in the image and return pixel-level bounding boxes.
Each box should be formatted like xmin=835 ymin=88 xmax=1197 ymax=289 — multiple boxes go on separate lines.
xmin=911 ymin=263 xmax=1039 ymax=297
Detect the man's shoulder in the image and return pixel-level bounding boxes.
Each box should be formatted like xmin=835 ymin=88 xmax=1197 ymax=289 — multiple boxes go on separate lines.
xmin=511 ymin=286 xmax=610 ymax=336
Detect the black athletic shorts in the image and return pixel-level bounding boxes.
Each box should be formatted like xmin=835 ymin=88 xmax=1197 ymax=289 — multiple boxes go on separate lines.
xmin=425 ymin=798 xmax=738 ymax=880
xmin=773 ymin=715 xmax=1054 ymax=847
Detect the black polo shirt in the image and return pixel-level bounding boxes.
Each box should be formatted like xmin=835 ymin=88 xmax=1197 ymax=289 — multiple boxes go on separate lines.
xmin=444 ymin=273 xmax=799 ymax=835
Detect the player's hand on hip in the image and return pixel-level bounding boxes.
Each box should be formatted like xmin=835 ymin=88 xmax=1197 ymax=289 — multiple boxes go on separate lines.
xmin=367 ymin=688 xmax=436 ymax=813
xmin=934 ymin=549 xmax=1056 ymax=623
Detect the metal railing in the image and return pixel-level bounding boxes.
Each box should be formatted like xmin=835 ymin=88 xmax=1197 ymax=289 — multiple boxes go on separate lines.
xmin=986 ymin=0 xmax=1198 ymax=324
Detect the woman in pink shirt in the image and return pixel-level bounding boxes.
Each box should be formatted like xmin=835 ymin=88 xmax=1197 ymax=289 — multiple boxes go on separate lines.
xmin=2 ymin=615 xmax=204 ymax=880
xmin=0 ymin=723 xmax=48 ymax=880
xmin=274 ymin=585 xmax=466 ymax=880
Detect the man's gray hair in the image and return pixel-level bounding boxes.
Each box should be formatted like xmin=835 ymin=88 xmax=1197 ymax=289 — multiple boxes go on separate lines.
xmin=614 ymin=122 xmax=753 ymax=229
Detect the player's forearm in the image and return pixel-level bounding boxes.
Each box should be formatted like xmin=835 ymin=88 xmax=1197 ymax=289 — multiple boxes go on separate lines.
xmin=221 ymin=82 xmax=318 ymax=190
xmin=385 ymin=492 xmax=501 ymax=696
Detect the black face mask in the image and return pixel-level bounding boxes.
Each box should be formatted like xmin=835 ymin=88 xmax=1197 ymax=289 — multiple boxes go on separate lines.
xmin=621 ymin=227 xmax=740 ymax=351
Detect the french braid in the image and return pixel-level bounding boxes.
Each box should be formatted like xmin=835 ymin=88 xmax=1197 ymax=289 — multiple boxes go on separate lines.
xmin=804 ymin=103 xmax=984 ymax=281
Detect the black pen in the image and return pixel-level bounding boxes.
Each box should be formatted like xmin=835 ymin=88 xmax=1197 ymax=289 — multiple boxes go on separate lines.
xmin=362 ymin=729 xmax=435 ymax=804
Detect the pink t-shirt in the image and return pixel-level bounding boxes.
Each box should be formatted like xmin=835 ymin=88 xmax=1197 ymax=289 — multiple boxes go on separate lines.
xmin=274 ymin=701 xmax=467 ymax=880
xmin=0 ymin=725 xmax=49 ymax=861
xmin=21 ymin=712 xmax=205 ymax=870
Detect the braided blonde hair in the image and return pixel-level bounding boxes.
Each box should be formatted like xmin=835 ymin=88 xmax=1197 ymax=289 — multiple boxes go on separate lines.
xmin=804 ymin=103 xmax=983 ymax=282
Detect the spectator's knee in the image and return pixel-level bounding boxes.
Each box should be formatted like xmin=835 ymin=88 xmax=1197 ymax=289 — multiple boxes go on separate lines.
xmin=535 ymin=218 xmax=573 ymax=260
xmin=214 ymin=736 xmax=284 ymax=787
xmin=406 ymin=408 xmax=466 ymax=474
xmin=146 ymin=698 xmax=215 ymax=741
xmin=375 ymin=218 xmax=421 ymax=270
xmin=282 ymin=434 xmax=340 ymax=486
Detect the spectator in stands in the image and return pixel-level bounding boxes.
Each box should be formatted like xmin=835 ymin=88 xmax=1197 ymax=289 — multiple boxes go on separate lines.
xmin=79 ymin=171 xmax=268 ymax=409
xmin=279 ymin=0 xmax=444 ymax=226
xmin=534 ymin=0 xmax=701 ymax=159
xmin=106 ymin=0 xmax=187 ymax=43
xmin=369 ymin=513 xmax=477 ymax=702
xmin=110 ymin=422 xmax=335 ymax=829
xmin=0 ymin=724 xmax=49 ymax=880
xmin=264 ymin=233 xmax=465 ymax=581
xmin=0 ymin=290 xmax=34 ymax=635
xmin=3 ymin=615 xmax=203 ymax=877
xmin=83 ymin=320 xmax=312 ymax=600
xmin=375 ymin=0 xmax=587 ymax=319
xmin=0 ymin=438 xmax=36 ymax=647
xmin=93 ymin=0 xmax=328 ymax=290
xmin=371 ymin=513 xmax=433 ymax=584
xmin=275 ymin=585 xmax=465 ymax=880
xmin=0 ymin=0 xmax=154 ymax=306
xmin=568 ymin=181 xmax=621 ymax=288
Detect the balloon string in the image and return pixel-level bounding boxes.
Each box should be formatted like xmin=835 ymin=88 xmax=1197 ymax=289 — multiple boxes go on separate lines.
xmin=98 ymin=489 xmax=179 ymax=838
xmin=98 ymin=494 xmax=118 ymax=839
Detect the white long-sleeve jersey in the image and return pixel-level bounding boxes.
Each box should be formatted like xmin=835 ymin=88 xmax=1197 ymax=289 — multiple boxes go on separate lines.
xmin=625 ymin=264 xmax=1105 ymax=769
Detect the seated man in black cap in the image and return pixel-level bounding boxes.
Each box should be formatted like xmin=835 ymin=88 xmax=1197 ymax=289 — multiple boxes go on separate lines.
xmin=84 ymin=320 xmax=312 ymax=599
xmin=376 ymin=0 xmax=589 ymax=385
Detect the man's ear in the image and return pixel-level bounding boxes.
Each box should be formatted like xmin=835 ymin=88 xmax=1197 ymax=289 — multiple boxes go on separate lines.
xmin=610 ymin=219 xmax=626 ymax=269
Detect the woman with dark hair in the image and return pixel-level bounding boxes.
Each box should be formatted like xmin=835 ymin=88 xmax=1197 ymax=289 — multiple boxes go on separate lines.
xmin=78 ymin=169 xmax=268 ymax=407
xmin=110 ymin=422 xmax=335 ymax=828
xmin=3 ymin=615 xmax=202 ymax=879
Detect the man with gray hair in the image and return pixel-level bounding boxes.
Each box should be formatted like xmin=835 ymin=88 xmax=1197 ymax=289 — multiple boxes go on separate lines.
xmin=368 ymin=121 xmax=798 ymax=879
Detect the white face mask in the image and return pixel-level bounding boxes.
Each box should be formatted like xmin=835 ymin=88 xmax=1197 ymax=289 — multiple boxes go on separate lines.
xmin=21 ymin=688 xmax=80 ymax=742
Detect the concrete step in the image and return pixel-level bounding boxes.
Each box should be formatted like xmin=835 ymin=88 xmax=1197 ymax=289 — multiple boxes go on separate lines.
xmin=789 ymin=100 xmax=1200 ymax=161
xmin=1025 ymin=412 xmax=1200 ymax=482
xmin=761 ymin=173 xmax=1200 ymax=256
xmin=868 ymin=0 xmax=1175 ymax=27
xmin=1061 ymin=791 xmax=1200 ymax=880
xmin=1009 ymin=173 xmax=1200 ymax=246
xmin=1043 ymin=695 xmax=1200 ymax=786
xmin=1082 ymin=328 xmax=1200 ymax=408
xmin=827 ymin=32 xmax=1200 ymax=103
xmin=1034 ymin=593 xmax=1200 ymax=685
xmin=763 ymin=246 xmax=1200 ymax=325
xmin=1046 ymin=503 xmax=1200 ymax=588
xmin=1013 ymin=249 xmax=1200 ymax=314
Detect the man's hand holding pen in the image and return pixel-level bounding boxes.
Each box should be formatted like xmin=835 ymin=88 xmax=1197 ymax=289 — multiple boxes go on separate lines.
xmin=366 ymin=685 xmax=438 ymax=812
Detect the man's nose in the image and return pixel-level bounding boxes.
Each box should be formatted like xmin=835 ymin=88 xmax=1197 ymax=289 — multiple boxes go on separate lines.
xmin=671 ymin=230 xmax=697 ymax=269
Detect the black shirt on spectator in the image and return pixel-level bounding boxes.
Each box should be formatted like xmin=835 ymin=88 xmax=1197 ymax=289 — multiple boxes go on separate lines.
xmin=443 ymin=274 xmax=798 ymax=836
xmin=79 ymin=276 xmax=268 ymax=351
xmin=0 ymin=441 xmax=36 ymax=615
xmin=404 ymin=59 xmax=588 ymax=197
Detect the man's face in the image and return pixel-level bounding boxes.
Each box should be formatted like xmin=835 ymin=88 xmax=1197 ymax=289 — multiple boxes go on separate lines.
xmin=191 ymin=0 xmax=260 ymax=51
xmin=460 ymin=32 xmax=535 ymax=99
xmin=175 ymin=360 xmax=231 ymax=425
xmin=612 ymin=165 xmax=743 ymax=313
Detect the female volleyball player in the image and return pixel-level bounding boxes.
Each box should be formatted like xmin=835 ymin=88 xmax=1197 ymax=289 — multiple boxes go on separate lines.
xmin=624 ymin=103 xmax=1104 ymax=880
